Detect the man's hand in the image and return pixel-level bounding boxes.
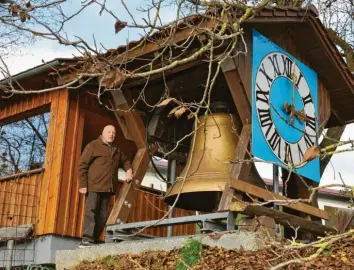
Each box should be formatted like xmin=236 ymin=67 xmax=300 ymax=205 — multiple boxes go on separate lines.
xmin=79 ymin=188 xmax=87 ymax=194
xmin=125 ymin=169 xmax=134 ymax=183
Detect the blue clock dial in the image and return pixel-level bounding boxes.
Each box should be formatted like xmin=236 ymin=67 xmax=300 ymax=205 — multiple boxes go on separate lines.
xmin=252 ymin=29 xmax=320 ymax=182
xmin=254 ymin=52 xmax=316 ymax=168
xmin=270 ymin=77 xmax=305 ymax=143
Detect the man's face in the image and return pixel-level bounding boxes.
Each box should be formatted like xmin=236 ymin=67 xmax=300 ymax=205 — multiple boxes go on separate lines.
xmin=102 ymin=126 xmax=116 ymax=143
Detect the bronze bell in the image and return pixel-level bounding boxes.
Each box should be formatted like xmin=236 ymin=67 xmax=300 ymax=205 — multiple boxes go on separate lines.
xmin=164 ymin=112 xmax=239 ymax=212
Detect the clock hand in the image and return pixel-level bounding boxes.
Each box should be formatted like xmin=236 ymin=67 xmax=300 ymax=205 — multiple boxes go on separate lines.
xmin=293 ymin=109 xmax=309 ymax=123
xmin=291 ymin=62 xmax=297 ymax=113
xmin=283 ymin=102 xmax=295 ymax=125
xmin=283 ymin=103 xmax=309 ymax=125
xmin=284 ymin=63 xmax=299 ymax=126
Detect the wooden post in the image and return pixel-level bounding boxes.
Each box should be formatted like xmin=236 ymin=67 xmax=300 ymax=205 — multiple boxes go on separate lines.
xmin=218 ymin=57 xmax=253 ymax=211
xmin=106 ymin=91 xmax=150 ymax=225
xmin=220 ymin=57 xmax=251 ymax=126
xmin=218 ymin=125 xmax=252 ymax=211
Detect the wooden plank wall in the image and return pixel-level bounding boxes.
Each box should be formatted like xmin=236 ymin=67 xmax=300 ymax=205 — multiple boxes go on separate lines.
xmin=53 ymin=92 xmax=195 ymax=238
xmin=114 ymin=185 xmax=196 ymax=237
xmin=0 ymin=171 xmax=42 ymax=228
xmin=0 ymin=93 xmax=52 ymax=124
xmin=0 ymin=89 xmax=195 ymax=237
xmin=0 ymin=89 xmax=70 ymax=235
xmin=35 ymin=90 xmax=70 ymax=235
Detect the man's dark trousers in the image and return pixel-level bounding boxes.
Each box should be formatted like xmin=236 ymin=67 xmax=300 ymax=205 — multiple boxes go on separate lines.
xmin=82 ymin=192 xmax=111 ymax=242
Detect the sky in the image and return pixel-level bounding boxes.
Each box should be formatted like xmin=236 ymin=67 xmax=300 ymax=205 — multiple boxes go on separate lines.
xmin=4 ymin=0 xmax=354 ymax=188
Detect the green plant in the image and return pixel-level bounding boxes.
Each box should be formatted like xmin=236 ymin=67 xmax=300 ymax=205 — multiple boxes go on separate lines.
xmin=176 ymin=238 xmax=203 ymax=270
xmin=99 ymin=255 xmax=118 ymax=267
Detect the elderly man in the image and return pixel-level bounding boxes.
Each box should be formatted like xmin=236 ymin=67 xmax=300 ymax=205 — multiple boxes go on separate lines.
xmin=78 ymin=125 xmax=133 ymax=247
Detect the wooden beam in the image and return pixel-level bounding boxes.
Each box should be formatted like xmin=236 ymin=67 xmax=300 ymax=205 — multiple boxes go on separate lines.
xmin=229 ymin=201 xmax=335 ymax=235
xmin=106 ymin=91 xmax=150 ymax=225
xmin=57 ymin=20 xmax=220 ymax=86
xmin=122 ymin=59 xmax=203 ymax=89
xmin=230 ymin=179 xmax=329 ymax=220
xmin=37 ymin=90 xmax=70 ymax=235
xmin=221 ymin=57 xmax=251 ymax=125
xmin=112 ymin=20 xmax=218 ymax=64
xmin=0 ymin=168 xmax=43 ymax=182
xmin=218 ymin=124 xmax=252 ymax=211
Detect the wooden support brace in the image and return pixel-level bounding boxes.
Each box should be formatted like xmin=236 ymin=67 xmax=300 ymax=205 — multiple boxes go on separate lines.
xmin=218 ymin=56 xmax=253 ymax=211
xmin=218 ymin=124 xmax=252 ymax=211
xmin=221 ymin=57 xmax=251 ymax=125
xmin=229 ymin=201 xmax=335 ymax=235
xmin=106 ymin=91 xmax=149 ymax=225
xmin=230 ymin=179 xmax=329 ymax=220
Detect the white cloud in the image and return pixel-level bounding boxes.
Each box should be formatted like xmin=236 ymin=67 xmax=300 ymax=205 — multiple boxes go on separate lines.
xmin=4 ymin=39 xmax=78 ymax=76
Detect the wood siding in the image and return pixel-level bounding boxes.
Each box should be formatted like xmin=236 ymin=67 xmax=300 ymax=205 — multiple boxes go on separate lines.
xmin=53 ymin=92 xmax=195 ymax=238
xmin=118 ymin=186 xmax=196 ymax=237
xmin=0 ymin=90 xmax=70 ymax=235
xmin=36 ymin=90 xmax=70 ymax=235
xmin=0 ymin=170 xmax=42 ymax=228
xmin=0 ymin=93 xmax=52 ymax=125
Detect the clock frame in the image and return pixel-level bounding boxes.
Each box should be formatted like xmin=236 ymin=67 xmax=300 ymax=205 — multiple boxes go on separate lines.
xmin=252 ymin=30 xmax=320 ymax=182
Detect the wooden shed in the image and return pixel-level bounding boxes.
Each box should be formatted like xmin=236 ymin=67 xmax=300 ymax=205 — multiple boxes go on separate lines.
xmin=0 ymin=4 xmax=353 ymax=268
xmin=0 ymin=71 xmax=194 ymax=239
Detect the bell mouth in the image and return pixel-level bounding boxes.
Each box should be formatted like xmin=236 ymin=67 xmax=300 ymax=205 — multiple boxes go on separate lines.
xmin=164 ymin=191 xmax=222 ymax=212
xmin=164 ymin=177 xmax=227 ymax=212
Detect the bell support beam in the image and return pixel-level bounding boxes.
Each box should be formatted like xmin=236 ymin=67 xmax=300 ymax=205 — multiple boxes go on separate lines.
xmin=230 ymin=179 xmax=329 ymax=220
xmin=106 ymin=90 xmax=150 ymax=225
xmin=229 ymin=201 xmax=335 ymax=235
xmin=220 ymin=57 xmax=251 ymax=125
xmin=218 ymin=125 xmax=252 ymax=211
xmin=218 ymin=56 xmax=253 ymax=211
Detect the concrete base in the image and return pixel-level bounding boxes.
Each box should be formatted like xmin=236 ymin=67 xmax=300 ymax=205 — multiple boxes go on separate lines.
xmin=0 ymin=235 xmax=81 ymax=268
xmin=56 ymin=231 xmax=266 ymax=270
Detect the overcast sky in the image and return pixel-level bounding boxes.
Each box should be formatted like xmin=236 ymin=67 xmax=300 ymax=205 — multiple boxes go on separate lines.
xmin=4 ymin=1 xmax=354 ymax=188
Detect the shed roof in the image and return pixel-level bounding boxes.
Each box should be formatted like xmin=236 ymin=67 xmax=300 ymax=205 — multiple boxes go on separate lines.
xmin=1 ymin=5 xmax=353 ymax=125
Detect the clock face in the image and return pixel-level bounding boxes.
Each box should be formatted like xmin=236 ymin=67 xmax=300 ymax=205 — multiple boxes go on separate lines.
xmin=251 ymin=30 xmax=319 ymax=182
xmin=255 ymin=52 xmax=316 ymax=168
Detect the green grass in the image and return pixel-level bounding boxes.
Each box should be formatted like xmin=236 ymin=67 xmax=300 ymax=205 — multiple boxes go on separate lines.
xmin=99 ymin=255 xmax=118 ymax=267
xmin=175 ymin=238 xmax=203 ymax=270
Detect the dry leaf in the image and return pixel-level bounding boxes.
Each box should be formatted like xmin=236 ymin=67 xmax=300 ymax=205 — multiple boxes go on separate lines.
xmin=9 ymin=4 xmax=20 ymax=16
xmin=25 ymin=1 xmax=32 ymax=9
xmin=19 ymin=11 xmax=27 ymax=22
xmin=100 ymin=69 xmax=126 ymax=88
xmin=303 ymin=146 xmax=320 ymax=163
xmin=174 ymin=106 xmax=187 ymax=118
xmin=187 ymin=112 xmax=194 ymax=120
xmin=168 ymin=106 xmax=179 ymax=117
xmin=87 ymin=62 xmax=105 ymax=74
xmin=157 ymin=98 xmax=175 ymax=108
xmin=114 ymin=20 xmax=127 ymax=34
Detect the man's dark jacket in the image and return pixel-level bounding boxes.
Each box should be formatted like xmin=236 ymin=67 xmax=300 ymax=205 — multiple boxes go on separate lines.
xmin=79 ymin=137 xmax=132 ymax=193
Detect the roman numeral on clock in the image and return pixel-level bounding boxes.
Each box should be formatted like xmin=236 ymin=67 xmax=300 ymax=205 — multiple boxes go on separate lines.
xmin=306 ymin=115 xmax=316 ymax=132
xmin=258 ymin=108 xmax=272 ymax=137
xmin=302 ymin=93 xmax=313 ymax=106
xmin=258 ymin=63 xmax=273 ymax=88
xmin=296 ymin=73 xmax=303 ymax=88
xmin=304 ymin=132 xmax=313 ymax=149
xmin=268 ymin=129 xmax=281 ymax=156
xmin=255 ymin=83 xmax=270 ymax=104
xmin=284 ymin=142 xmax=294 ymax=165
xmin=281 ymin=55 xmax=293 ymax=79
xmin=297 ymin=143 xmax=304 ymax=162
xmin=268 ymin=54 xmax=281 ymax=77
